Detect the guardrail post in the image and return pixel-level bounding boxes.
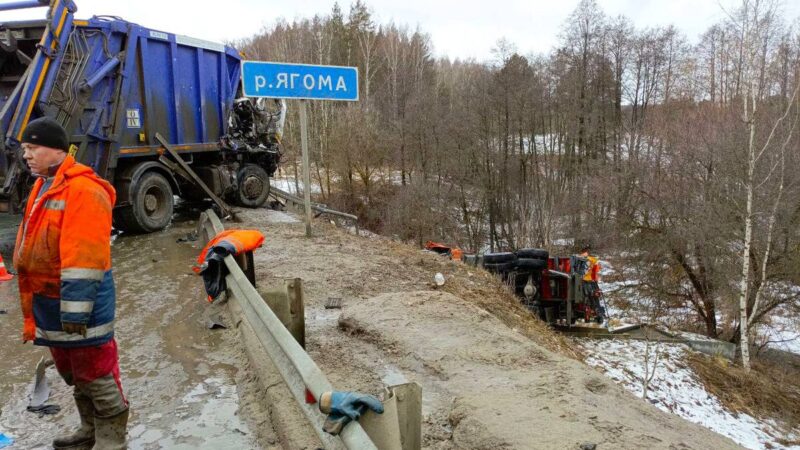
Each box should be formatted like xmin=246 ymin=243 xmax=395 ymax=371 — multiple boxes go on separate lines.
xmin=360 ymin=383 xmax=422 ymax=450
xmin=258 ymin=279 xmax=306 ymax=348
xmin=234 ymin=251 xmax=257 ymax=287
xmin=289 ymin=278 xmax=306 ymax=348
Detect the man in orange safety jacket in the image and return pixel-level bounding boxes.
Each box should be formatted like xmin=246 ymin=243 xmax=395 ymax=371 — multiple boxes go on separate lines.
xmin=13 ymin=117 xmax=128 ymax=449
xmin=577 ymin=244 xmax=605 ymax=322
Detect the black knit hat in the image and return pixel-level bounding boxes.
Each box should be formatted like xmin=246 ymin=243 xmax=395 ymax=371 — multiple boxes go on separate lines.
xmin=21 ymin=117 xmax=69 ymax=152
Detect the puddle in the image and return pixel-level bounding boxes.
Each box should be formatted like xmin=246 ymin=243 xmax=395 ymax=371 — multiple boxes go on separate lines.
xmin=130 ymin=378 xmax=253 ymax=450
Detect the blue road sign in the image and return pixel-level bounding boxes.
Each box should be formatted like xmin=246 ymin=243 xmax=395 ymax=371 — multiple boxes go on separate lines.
xmin=241 ymin=61 xmax=359 ymax=101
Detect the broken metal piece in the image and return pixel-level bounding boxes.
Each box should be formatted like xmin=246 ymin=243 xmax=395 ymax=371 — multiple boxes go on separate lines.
xmin=325 ymin=297 xmax=342 ymax=309
xmin=206 ymin=315 xmax=227 ymax=329
xmin=29 ymin=356 xmax=52 ymax=409
xmin=0 ymin=432 xmax=14 ymax=448
xmin=26 ymin=404 xmax=61 ymax=417
xmin=155 ymin=132 xmax=234 ymax=219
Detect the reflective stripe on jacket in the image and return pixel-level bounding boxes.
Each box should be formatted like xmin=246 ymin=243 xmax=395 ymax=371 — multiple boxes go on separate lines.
xmin=13 ymin=155 xmax=117 ymax=347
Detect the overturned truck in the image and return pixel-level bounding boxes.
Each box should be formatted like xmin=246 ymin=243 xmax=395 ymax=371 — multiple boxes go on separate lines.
xmin=466 ymin=249 xmax=607 ymax=326
xmin=0 ymin=0 xmax=284 ymax=232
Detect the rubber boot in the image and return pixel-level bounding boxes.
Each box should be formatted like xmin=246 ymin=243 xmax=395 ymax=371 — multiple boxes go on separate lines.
xmin=80 ymin=374 xmax=129 ymax=450
xmin=53 ymin=389 xmax=95 ymax=449
xmin=93 ymin=407 xmax=129 ymax=450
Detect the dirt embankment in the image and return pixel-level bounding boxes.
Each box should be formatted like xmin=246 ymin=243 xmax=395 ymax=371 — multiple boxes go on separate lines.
xmin=238 ymin=208 xmax=742 ymax=449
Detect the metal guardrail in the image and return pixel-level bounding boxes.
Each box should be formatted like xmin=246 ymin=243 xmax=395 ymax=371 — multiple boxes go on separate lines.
xmin=269 ymin=184 xmax=359 ymax=234
xmin=199 ymin=209 xmax=377 ymax=450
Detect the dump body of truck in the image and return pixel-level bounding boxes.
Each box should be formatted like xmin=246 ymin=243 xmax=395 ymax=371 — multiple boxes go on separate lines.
xmin=0 ymin=0 xmax=283 ymax=232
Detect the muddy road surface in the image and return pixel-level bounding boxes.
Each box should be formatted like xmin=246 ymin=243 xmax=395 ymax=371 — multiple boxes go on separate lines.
xmin=0 ymin=210 xmax=272 ymax=449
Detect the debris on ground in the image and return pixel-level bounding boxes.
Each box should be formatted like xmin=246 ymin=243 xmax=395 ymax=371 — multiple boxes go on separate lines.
xmin=176 ymin=232 xmax=199 ymax=243
xmin=324 ymin=297 xmax=342 ymax=309
xmin=206 ymin=316 xmax=228 ymax=329
xmin=0 ymin=433 xmax=13 ymax=448
xmin=25 ymin=404 xmax=61 ymax=417
xmin=28 ymin=357 xmax=52 ymax=409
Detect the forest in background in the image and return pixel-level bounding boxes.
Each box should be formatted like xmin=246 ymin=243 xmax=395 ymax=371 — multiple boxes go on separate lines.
xmin=235 ymin=0 xmax=800 ymax=363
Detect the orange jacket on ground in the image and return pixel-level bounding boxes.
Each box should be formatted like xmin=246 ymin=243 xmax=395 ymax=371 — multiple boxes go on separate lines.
xmin=14 ymin=155 xmax=117 ymax=347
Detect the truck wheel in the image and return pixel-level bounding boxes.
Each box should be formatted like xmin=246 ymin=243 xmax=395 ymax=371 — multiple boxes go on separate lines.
xmin=483 ymin=261 xmax=516 ymax=273
xmin=236 ymin=164 xmax=270 ymax=207
xmin=516 ymin=248 xmax=549 ymax=260
xmin=515 ymin=258 xmax=548 ymax=272
xmin=115 ymin=171 xmax=174 ymax=233
xmin=482 ymin=252 xmax=517 ymax=265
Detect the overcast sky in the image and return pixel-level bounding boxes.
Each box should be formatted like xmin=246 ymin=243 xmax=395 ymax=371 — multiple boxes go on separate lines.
xmin=2 ymin=0 xmax=798 ymax=61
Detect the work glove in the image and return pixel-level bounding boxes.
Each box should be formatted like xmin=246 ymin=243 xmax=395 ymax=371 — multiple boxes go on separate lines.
xmin=319 ymin=391 xmax=384 ymax=435
xmin=62 ymin=322 xmax=87 ymax=337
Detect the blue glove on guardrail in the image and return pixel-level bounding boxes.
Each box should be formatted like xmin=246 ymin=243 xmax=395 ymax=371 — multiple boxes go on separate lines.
xmin=319 ymin=391 xmax=384 ymax=435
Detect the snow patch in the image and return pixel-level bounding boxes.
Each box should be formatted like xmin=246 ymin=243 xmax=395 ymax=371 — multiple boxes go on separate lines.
xmin=756 ymin=314 xmax=800 ymax=356
xmin=271 ymin=177 xmax=321 ymax=195
xmin=579 ymin=339 xmax=799 ymax=450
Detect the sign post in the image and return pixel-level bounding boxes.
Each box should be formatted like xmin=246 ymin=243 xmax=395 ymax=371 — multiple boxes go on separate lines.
xmin=298 ymin=100 xmax=312 ymax=237
xmin=241 ymin=61 xmax=359 ymax=237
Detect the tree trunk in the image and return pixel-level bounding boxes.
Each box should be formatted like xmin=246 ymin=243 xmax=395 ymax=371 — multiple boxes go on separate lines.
xmin=738 ymin=93 xmax=756 ymax=372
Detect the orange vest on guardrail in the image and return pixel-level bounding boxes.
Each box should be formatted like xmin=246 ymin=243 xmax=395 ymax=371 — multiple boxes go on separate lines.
xmin=194 ymin=230 xmax=265 ymax=272
xmin=194 ymin=229 xmax=264 ymax=301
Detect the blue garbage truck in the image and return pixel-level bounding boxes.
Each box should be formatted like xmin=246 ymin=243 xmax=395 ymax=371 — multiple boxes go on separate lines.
xmin=0 ymin=0 xmax=285 ymax=232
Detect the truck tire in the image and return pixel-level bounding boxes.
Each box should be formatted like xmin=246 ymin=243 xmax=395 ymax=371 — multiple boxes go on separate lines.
xmin=515 ymin=258 xmax=548 ymax=272
xmin=114 ymin=171 xmax=174 ymax=233
xmin=483 ymin=261 xmax=516 ymax=274
xmin=482 ymin=252 xmax=517 ymax=264
xmin=235 ymin=164 xmax=270 ymax=208
xmin=515 ymin=248 xmax=549 ymax=260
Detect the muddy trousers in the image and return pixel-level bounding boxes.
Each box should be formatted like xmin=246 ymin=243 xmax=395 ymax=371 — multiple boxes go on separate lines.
xmin=49 ymin=339 xmax=129 ymax=449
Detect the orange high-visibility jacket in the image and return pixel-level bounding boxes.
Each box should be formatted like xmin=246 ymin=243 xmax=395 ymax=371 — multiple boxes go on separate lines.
xmin=194 ymin=230 xmax=265 ymax=301
xmin=194 ymin=229 xmax=265 ymax=273
xmin=14 ymin=155 xmax=117 ymax=347
xmin=582 ymin=255 xmax=601 ymax=282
